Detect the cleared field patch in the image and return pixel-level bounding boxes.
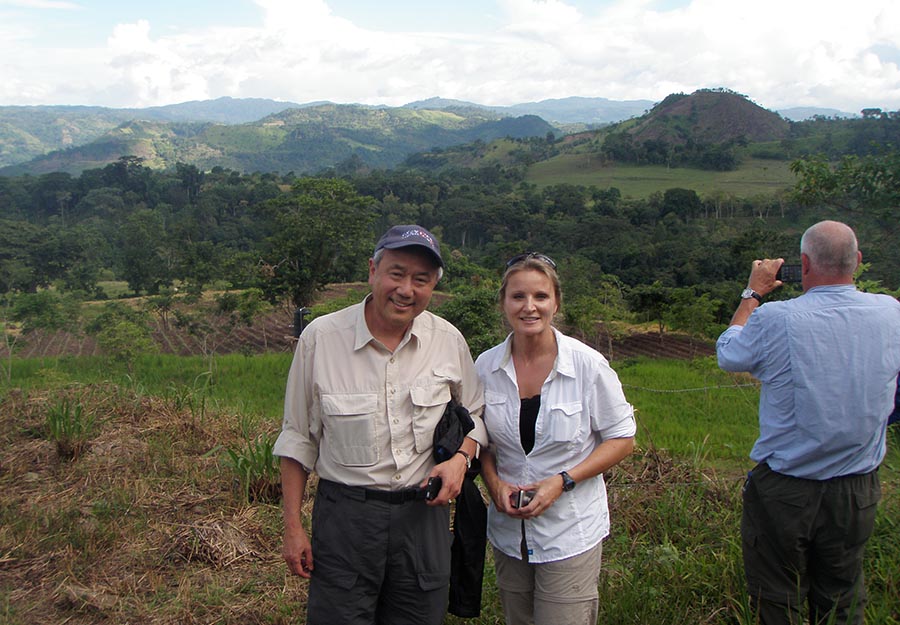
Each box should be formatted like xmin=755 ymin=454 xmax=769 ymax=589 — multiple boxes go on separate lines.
xmin=527 ymin=155 xmax=796 ymax=198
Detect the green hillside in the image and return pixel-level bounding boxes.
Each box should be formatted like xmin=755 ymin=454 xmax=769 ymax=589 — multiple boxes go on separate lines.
xmin=0 ymin=104 xmax=555 ymax=176
xmin=412 ymin=91 xmax=898 ymax=199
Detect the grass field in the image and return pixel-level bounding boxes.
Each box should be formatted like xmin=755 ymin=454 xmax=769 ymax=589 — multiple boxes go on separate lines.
xmin=527 ymin=155 xmax=796 ymax=199
xmin=1 ymin=353 xmax=898 ymax=624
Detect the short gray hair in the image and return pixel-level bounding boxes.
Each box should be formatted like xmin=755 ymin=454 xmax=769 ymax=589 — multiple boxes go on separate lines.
xmin=800 ymin=220 xmax=858 ymax=276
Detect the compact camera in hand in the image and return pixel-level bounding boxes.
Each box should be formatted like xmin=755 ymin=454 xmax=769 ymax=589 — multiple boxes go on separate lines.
xmin=511 ymin=489 xmax=535 ymax=509
xmin=424 ymin=476 xmax=442 ymax=501
xmin=776 ymin=263 xmax=802 ymax=283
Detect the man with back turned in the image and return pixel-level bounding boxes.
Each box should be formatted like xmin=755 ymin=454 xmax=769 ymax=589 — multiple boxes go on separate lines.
xmin=717 ymin=220 xmax=900 ymax=625
xmin=273 ymin=225 xmax=486 ymax=625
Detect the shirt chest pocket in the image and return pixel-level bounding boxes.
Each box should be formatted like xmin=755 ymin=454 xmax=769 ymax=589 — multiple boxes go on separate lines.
xmin=483 ymin=390 xmax=518 ymax=447
xmin=321 ymin=393 xmax=379 ymax=467
xmin=409 ymin=383 xmax=452 ymax=454
xmin=545 ymin=401 xmax=584 ymax=443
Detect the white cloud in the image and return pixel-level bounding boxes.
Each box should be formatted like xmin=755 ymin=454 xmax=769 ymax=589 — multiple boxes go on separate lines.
xmin=0 ymin=0 xmax=898 ymax=112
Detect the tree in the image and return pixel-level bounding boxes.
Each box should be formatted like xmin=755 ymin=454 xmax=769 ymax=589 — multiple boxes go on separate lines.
xmin=96 ymin=320 xmax=158 ymax=369
xmin=86 ymin=302 xmax=157 ymax=369
xmin=1 ymin=290 xmax=82 ymax=381
xmin=660 ymin=188 xmax=702 ymax=221
xmin=790 ymin=152 xmax=900 ymax=284
xmin=119 ymin=209 xmax=170 ymax=295
xmin=664 ymin=289 xmax=722 ymax=351
xmin=434 ymin=287 xmax=504 ymax=357
xmin=628 ymin=281 xmax=671 ymax=338
xmin=257 ymin=178 xmax=376 ymax=307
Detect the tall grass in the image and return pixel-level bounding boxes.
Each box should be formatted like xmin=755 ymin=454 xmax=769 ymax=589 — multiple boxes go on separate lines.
xmin=44 ymin=396 xmax=97 ymax=460
xmin=616 ymin=356 xmax=761 ymax=467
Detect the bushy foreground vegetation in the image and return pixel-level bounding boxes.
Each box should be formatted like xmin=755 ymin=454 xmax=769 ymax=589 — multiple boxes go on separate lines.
xmin=1 ymin=354 xmax=898 ymax=624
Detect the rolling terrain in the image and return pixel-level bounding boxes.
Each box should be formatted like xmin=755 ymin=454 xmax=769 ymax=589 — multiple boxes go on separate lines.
xmin=0 ymin=104 xmax=555 ymax=176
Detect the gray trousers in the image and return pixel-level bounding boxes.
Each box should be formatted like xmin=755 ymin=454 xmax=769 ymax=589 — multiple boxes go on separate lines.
xmin=306 ymin=479 xmax=453 ymax=625
xmin=742 ymin=462 xmax=881 ymax=625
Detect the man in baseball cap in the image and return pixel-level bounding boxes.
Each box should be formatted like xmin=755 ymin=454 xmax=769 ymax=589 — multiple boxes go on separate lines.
xmin=275 ymin=223 xmax=485 ymax=625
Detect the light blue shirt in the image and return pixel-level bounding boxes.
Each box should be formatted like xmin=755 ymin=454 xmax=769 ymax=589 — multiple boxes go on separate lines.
xmin=475 ymin=329 xmax=635 ymax=563
xmin=717 ymin=285 xmax=900 ymax=479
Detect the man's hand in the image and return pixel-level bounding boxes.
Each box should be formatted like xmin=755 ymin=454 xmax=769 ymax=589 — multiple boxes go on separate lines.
xmin=283 ymin=523 xmax=314 ymax=578
xmin=422 ymin=452 xmax=468 ymax=506
xmin=728 ymin=258 xmax=785 ymax=327
xmin=747 ymin=258 xmax=785 ymax=298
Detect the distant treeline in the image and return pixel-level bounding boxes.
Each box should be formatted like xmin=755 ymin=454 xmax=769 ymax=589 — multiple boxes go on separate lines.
xmin=1 ymin=146 xmax=898 ymax=341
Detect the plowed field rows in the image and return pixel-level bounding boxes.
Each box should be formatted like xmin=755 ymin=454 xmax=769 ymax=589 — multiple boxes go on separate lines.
xmin=3 ymin=316 xmax=713 ymax=362
xmin=2 ymin=284 xmax=715 ymax=361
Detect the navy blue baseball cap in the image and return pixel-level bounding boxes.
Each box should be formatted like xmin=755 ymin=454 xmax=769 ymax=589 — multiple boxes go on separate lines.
xmin=374 ymin=225 xmax=444 ymax=268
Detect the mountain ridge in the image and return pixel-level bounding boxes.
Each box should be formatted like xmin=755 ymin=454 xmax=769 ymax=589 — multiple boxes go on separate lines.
xmin=0 ymin=93 xmax=859 ymax=175
xmin=0 ymin=104 xmax=556 ymax=176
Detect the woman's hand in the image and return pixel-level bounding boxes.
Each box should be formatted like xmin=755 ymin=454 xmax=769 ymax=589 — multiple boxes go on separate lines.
xmin=508 ymin=473 xmax=564 ymax=519
xmin=489 ymin=478 xmax=523 ymax=517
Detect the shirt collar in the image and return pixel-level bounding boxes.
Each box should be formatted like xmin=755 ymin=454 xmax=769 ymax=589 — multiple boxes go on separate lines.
xmin=805 ymin=284 xmax=857 ymax=295
xmin=353 ymin=294 xmax=422 ymax=352
xmin=492 ymin=328 xmax=575 ymax=380
xmin=353 ymin=296 xmax=376 ymax=351
xmin=552 ymin=329 xmax=577 ymax=379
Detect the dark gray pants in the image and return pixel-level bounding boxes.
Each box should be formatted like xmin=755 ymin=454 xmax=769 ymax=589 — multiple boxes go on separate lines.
xmin=307 ymin=479 xmax=453 ymax=625
xmin=742 ymin=462 xmax=881 ymax=625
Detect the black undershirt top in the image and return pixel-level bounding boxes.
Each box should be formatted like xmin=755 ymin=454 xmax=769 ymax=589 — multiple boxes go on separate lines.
xmin=519 ymin=394 xmax=541 ymax=454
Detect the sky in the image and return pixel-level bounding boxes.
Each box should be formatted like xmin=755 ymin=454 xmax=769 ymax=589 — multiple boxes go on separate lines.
xmin=1 ymin=0 xmax=899 ymax=114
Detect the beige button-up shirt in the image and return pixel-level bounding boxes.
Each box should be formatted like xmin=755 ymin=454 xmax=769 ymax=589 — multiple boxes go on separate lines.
xmin=273 ymin=297 xmax=487 ymax=490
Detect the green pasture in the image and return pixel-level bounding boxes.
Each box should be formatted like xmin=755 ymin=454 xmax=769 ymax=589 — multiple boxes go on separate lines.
xmin=4 ymin=352 xmax=293 ymax=424
xmin=1 ymin=353 xmax=898 ymax=624
xmin=3 ymin=353 xmax=761 ymax=457
xmin=527 ymin=155 xmax=796 ymax=199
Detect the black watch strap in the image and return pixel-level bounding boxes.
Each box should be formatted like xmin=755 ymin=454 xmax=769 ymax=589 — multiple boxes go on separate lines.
xmin=559 ymin=470 xmax=576 ymax=492
xmin=741 ymin=287 xmax=763 ymax=303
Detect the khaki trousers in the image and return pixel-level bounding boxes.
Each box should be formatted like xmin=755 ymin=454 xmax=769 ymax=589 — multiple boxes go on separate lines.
xmin=492 ymin=538 xmax=602 ymax=625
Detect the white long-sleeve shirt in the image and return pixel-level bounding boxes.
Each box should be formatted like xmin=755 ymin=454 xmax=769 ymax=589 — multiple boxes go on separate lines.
xmin=475 ymin=329 xmax=635 ymax=563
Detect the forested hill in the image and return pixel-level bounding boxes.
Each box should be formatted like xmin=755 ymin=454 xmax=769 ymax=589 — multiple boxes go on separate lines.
xmin=0 ymin=95 xmax=657 ymax=171
xmin=0 ymin=104 xmax=554 ymax=177
xmin=411 ymin=90 xmax=896 ymax=174
xmin=627 ymin=89 xmax=789 ymax=145
xmin=0 ymin=97 xmax=307 ymax=169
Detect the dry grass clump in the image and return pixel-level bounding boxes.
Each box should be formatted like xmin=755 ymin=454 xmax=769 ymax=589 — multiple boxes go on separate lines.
xmin=0 ymin=383 xmax=307 ymax=625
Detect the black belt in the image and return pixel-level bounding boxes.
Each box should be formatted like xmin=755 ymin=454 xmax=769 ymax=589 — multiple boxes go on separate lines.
xmin=364 ymin=487 xmax=427 ymax=504
xmin=319 ymin=479 xmax=427 ymax=504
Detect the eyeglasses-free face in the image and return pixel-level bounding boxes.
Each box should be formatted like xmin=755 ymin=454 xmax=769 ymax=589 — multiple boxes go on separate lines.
xmin=505 ymin=252 xmax=557 ymax=269
xmin=502 ymin=268 xmax=558 ymax=338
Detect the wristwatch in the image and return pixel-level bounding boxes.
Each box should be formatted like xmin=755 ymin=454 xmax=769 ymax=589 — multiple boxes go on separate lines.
xmin=559 ymin=470 xmax=576 ymax=492
xmin=741 ymin=288 xmax=763 ymax=304
xmin=454 ymin=449 xmax=472 ymax=470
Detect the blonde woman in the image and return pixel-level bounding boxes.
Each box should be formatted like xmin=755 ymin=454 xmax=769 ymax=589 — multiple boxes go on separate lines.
xmin=476 ymin=252 xmax=636 ymax=625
